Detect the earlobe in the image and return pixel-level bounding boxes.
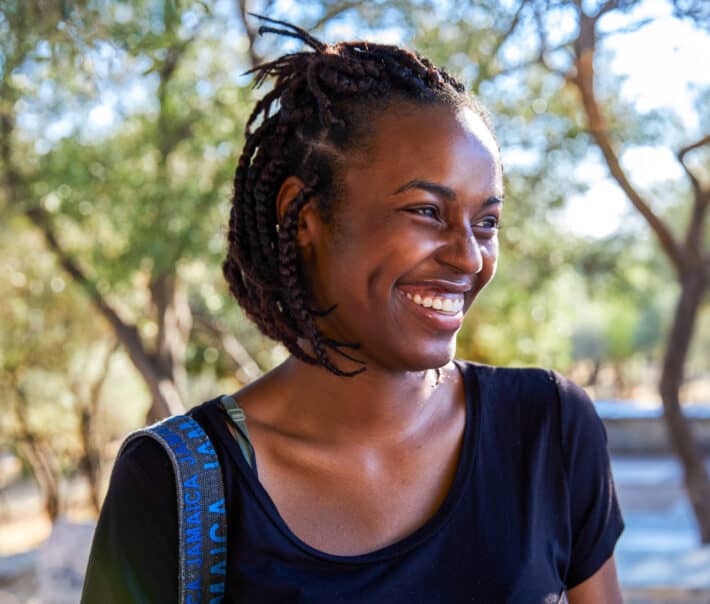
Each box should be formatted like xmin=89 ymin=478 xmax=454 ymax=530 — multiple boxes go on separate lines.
xmin=296 ymin=205 xmax=320 ymax=251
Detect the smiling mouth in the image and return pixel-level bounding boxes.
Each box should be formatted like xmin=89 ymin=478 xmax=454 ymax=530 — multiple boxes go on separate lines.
xmin=395 ymin=286 xmax=467 ymax=333
xmin=403 ymin=291 xmax=463 ymax=315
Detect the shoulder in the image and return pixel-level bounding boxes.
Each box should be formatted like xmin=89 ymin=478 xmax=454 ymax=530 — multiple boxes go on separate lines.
xmin=114 ymin=397 xmax=227 ymax=491
xmin=456 ymin=359 xmax=558 ymax=417
xmin=549 ymin=372 xmax=610 ymax=477
xmin=82 ymin=422 xmax=183 ymax=602
xmin=457 ymin=360 xmax=596 ymax=417
xmin=112 ymin=431 xmax=175 ymax=489
xmin=456 ymin=360 xmax=605 ymax=450
xmin=457 ymin=359 xmax=556 ymax=392
xmin=549 ymin=371 xmax=602 ymax=429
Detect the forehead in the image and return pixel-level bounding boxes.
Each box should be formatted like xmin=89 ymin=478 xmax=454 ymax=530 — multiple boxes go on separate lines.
xmin=342 ymin=102 xmax=503 ymax=202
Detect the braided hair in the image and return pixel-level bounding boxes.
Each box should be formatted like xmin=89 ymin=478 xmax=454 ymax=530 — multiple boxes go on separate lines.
xmin=223 ymin=15 xmax=493 ymax=376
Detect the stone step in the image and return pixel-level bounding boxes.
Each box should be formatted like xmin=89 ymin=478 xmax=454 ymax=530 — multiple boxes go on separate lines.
xmin=623 ymin=588 xmax=710 ymax=603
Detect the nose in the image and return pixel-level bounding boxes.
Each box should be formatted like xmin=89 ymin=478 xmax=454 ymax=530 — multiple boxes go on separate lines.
xmin=436 ymin=226 xmax=484 ymax=275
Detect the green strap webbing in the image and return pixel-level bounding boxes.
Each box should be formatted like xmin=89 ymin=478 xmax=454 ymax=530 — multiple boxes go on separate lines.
xmin=220 ymin=395 xmax=257 ymax=473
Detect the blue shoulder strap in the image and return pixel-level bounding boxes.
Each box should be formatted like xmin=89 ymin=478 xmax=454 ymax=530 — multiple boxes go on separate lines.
xmin=119 ymin=414 xmax=227 ymax=604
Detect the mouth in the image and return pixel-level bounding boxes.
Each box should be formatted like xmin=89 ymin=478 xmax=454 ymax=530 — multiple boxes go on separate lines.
xmin=396 ymin=285 xmax=467 ymax=331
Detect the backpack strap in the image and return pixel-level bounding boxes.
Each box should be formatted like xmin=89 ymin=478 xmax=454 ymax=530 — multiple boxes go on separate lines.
xmin=119 ymin=414 xmax=227 ymax=604
xmin=220 ymin=395 xmax=257 ymax=473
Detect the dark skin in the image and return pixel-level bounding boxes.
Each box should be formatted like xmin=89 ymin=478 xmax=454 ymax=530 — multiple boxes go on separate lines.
xmin=231 ymin=102 xmax=622 ymax=602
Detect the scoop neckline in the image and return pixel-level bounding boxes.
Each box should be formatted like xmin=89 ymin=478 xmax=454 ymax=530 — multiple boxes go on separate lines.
xmin=212 ymin=360 xmax=481 ymax=565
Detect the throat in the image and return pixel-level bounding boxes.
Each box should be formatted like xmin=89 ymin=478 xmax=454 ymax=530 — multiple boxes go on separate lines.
xmin=279 ymin=358 xmax=454 ymax=444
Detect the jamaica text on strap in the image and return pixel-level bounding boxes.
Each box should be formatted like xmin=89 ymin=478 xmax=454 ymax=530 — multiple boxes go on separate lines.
xmin=119 ymin=415 xmax=227 ymax=604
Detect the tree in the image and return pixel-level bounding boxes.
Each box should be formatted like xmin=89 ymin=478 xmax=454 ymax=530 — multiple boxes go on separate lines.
xmin=521 ymin=0 xmax=710 ymax=540
xmin=3 ymin=0 xmax=707 ymax=534
xmin=1 ymin=1 xmax=263 ymax=422
xmin=1 ymin=0 xmax=405 ymax=424
xmin=70 ymin=341 xmax=119 ymax=512
xmin=0 ymin=216 xmax=111 ymax=520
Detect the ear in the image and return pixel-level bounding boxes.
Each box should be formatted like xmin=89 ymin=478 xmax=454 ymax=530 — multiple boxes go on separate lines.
xmin=275 ymin=176 xmax=322 ymax=250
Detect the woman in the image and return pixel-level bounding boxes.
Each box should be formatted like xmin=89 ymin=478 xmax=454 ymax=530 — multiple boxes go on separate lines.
xmin=82 ymin=17 xmax=624 ymax=603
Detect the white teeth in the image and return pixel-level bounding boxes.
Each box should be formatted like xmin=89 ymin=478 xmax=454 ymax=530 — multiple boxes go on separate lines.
xmin=404 ymin=291 xmax=464 ymax=314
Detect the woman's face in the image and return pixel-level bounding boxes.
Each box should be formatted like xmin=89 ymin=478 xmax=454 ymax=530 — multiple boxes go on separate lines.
xmin=302 ymin=101 xmax=503 ymax=372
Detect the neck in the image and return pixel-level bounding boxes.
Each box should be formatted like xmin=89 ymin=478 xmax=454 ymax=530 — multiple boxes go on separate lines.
xmin=274 ymin=356 xmax=450 ymax=443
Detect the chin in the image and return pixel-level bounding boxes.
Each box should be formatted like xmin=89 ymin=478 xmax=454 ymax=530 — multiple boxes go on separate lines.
xmin=386 ymin=339 xmax=457 ymax=373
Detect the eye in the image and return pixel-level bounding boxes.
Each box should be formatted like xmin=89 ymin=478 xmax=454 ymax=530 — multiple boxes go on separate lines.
xmin=473 ymin=216 xmax=501 ymax=233
xmin=407 ymin=206 xmax=441 ymax=221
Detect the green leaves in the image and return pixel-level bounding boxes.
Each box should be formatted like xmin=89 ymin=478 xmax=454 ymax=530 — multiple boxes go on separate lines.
xmin=2 ymin=0 xmax=706 ymax=409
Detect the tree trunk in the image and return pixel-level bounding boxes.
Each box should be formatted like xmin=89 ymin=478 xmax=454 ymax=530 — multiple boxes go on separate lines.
xmin=14 ymin=421 xmax=61 ymax=522
xmin=24 ymin=211 xmax=186 ymax=421
xmin=585 ymin=358 xmax=601 ymax=387
xmin=17 ymin=440 xmax=61 ymax=522
xmin=660 ymin=266 xmax=710 ymax=542
xmin=148 ymin=273 xmax=192 ymax=421
xmin=3 ymin=93 xmax=184 ymax=422
xmin=79 ymin=407 xmax=103 ymax=513
xmin=558 ymin=1 xmax=710 ymax=542
xmin=192 ymin=309 xmax=263 ymax=383
xmin=75 ymin=342 xmax=118 ymax=510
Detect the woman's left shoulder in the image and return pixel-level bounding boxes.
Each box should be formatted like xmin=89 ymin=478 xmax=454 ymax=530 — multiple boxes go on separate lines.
xmin=544 ymin=370 xmax=607 ymax=443
xmin=455 ymin=359 xmax=563 ymax=407
xmin=455 ymin=360 xmax=603 ymax=433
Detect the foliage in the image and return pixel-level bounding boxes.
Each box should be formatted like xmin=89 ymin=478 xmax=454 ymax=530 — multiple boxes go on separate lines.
xmin=0 ymin=0 xmax=707 ymax=518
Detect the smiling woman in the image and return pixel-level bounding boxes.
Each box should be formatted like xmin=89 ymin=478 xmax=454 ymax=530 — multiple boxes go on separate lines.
xmin=81 ymin=16 xmax=624 ymax=604
xmin=283 ymin=101 xmax=503 ymax=373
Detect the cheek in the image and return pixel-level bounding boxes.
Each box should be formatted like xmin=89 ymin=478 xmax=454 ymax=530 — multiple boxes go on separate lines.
xmin=481 ymin=238 xmax=499 ymax=279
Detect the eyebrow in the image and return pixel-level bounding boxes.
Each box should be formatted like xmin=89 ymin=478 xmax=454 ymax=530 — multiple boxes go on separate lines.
xmin=393 ymin=179 xmax=503 ymax=206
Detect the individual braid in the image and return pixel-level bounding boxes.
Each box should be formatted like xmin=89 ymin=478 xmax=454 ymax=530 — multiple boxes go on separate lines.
xmin=272 ymin=185 xmax=362 ymax=376
xmin=223 ymin=15 xmax=494 ymax=376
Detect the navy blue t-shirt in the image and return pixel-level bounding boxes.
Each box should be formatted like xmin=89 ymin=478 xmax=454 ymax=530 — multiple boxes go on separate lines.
xmin=81 ymin=362 xmax=624 ymax=603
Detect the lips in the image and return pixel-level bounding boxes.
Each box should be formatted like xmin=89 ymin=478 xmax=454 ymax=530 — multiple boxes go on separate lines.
xmin=396 ymin=284 xmax=467 ymax=331
xmin=398 ymin=280 xmax=473 ymax=294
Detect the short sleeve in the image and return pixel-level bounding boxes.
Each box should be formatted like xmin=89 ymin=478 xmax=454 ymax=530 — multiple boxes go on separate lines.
xmin=81 ymin=437 xmax=179 ymax=603
xmin=554 ymin=373 xmax=625 ymax=589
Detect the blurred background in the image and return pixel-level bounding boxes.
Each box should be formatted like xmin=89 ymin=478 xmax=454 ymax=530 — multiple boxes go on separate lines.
xmin=0 ymin=0 xmax=708 ymax=602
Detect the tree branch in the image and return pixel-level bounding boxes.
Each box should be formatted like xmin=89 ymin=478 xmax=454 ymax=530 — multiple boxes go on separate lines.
xmin=594 ymin=0 xmax=619 ymax=21
xmin=562 ymin=11 xmax=685 ymax=273
xmin=677 ymin=134 xmax=710 ymax=260
xmin=71 ymin=340 xmax=119 ymax=412
xmin=11 ymin=380 xmax=62 ymax=521
xmin=193 ymin=309 xmax=262 ymax=383
xmin=587 ymin=129 xmax=685 ymax=272
xmin=23 ymin=208 xmax=184 ymax=417
xmin=497 ymin=0 xmax=530 ymax=52
xmin=236 ymin=0 xmax=263 ymax=69
xmin=599 ymin=16 xmax=655 ymax=36
xmin=533 ymin=6 xmax=576 ymax=81
xmin=311 ymin=0 xmax=362 ymax=32
xmin=473 ymin=0 xmax=533 ymax=89
xmin=72 ymin=341 xmax=118 ymax=512
xmin=150 ymin=271 xmax=192 ymax=397
xmin=678 ymin=134 xmax=710 ymax=195
xmin=157 ymin=30 xmax=203 ymax=160
xmin=485 ymin=38 xmax=574 ymax=82
xmin=679 ymin=133 xmax=710 ymax=156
